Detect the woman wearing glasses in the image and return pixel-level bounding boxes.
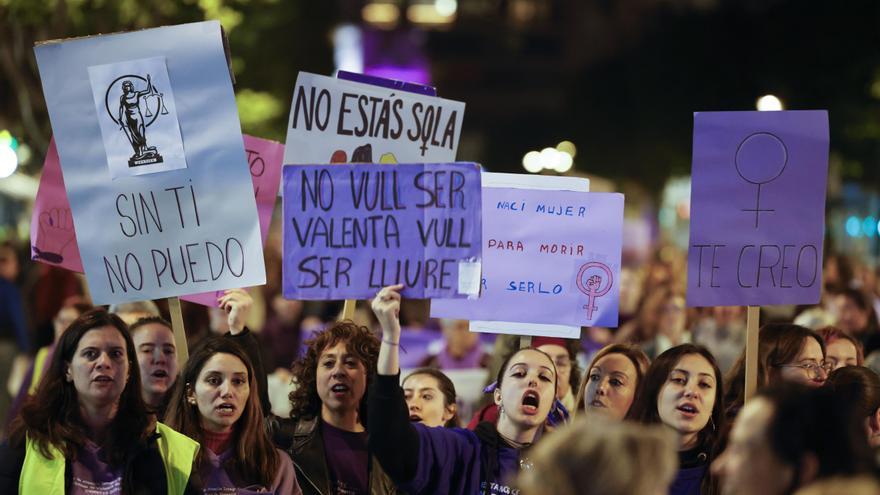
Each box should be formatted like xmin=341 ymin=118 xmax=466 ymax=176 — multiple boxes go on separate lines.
xmin=723 ymin=323 xmax=827 ymax=420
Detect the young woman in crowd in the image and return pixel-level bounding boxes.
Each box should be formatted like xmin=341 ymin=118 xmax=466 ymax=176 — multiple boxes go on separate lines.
xmin=0 ymin=309 xmax=199 ymax=493
xmin=631 ymin=344 xmax=725 ymax=495
xmin=818 ymin=326 xmax=863 ymax=371
xmin=517 ymin=417 xmax=678 ymax=495
xmin=403 ymin=367 xmax=459 ymax=428
xmin=724 ymin=323 xmax=827 ymax=419
xmin=369 ymin=285 xmax=558 ymax=495
xmin=274 ymin=321 xmax=397 ymax=495
xmin=467 ymin=336 xmax=578 ymax=428
xmin=616 ymin=285 xmax=691 ymax=359
xmin=129 ymin=316 xmax=178 ymax=418
xmin=831 ymin=288 xmax=880 ymax=354
xmin=165 ymin=337 xmax=300 ymax=494
xmin=826 ymin=365 xmax=880 ymax=448
xmin=574 ymin=343 xmax=650 ymax=420
xmin=127 ymin=289 xmax=271 ymax=420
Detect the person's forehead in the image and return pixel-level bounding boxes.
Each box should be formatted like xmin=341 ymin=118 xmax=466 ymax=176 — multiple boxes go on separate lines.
xmin=796 ymin=338 xmax=823 ymax=360
xmin=827 ymin=339 xmax=856 ymax=354
xmin=673 ymin=353 xmax=715 ymax=375
xmin=133 ymin=323 xmax=174 ymax=343
xmin=202 ymin=352 xmax=247 ymax=373
xmin=536 ymin=344 xmax=567 ymax=358
xmin=509 ymin=349 xmax=555 ymax=371
xmin=78 ymin=326 xmax=125 ymax=347
xmin=404 ymin=374 xmax=440 ymax=389
xmin=594 ymin=353 xmax=637 ymax=374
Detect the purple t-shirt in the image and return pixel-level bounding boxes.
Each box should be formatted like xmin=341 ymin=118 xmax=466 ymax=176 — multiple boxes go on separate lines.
xmin=70 ymin=441 xmax=123 ymax=495
xmin=321 ymin=421 xmax=369 ymax=495
xmin=199 ymin=447 xmax=300 ymax=495
xmin=480 ymin=445 xmax=519 ymax=495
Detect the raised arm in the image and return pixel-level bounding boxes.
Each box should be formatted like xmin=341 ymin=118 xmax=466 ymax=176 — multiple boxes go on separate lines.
xmin=218 ymin=288 xmax=272 ymax=415
xmin=372 ymin=284 xmax=403 ymax=376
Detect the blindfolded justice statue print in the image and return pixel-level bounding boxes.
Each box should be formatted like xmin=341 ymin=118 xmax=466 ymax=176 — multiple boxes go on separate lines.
xmin=89 ymin=56 xmax=187 ymax=179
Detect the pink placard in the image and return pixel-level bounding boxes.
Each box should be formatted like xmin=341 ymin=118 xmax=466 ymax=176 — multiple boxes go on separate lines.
xmin=31 ymin=134 xmax=283 ymax=306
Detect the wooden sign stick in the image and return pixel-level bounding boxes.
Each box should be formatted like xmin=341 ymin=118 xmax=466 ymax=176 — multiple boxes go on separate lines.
xmin=168 ymin=296 xmax=189 ymax=367
xmin=744 ymin=305 xmax=760 ymax=403
xmin=519 ymin=335 xmax=533 ymax=349
xmin=342 ymin=299 xmax=356 ymax=321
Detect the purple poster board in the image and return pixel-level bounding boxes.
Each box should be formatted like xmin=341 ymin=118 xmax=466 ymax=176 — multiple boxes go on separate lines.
xmin=282 ymin=163 xmax=482 ymax=300
xmin=432 ymin=188 xmax=624 ymax=327
xmin=687 ymin=110 xmax=829 ymax=307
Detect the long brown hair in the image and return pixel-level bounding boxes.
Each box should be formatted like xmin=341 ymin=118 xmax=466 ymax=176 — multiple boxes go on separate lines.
xmin=631 ymin=344 xmax=725 ymax=449
xmin=574 ymin=343 xmax=650 ymax=418
xmin=724 ymin=323 xmax=825 ymax=417
xmin=7 ymin=309 xmax=151 ymax=464
xmin=164 ymin=337 xmax=278 ymax=487
xmin=288 ymin=321 xmax=380 ymax=421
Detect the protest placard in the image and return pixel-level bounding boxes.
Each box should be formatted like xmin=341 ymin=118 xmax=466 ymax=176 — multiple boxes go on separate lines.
xmin=283 ymin=72 xmax=465 ymax=165
xmin=686 ymin=111 xmax=829 ymax=307
xmin=34 ymin=21 xmax=265 ymax=304
xmin=432 ymin=173 xmax=590 ymax=338
xmin=432 ymin=175 xmax=623 ymax=332
xmin=282 ymin=163 xmax=482 ymax=299
xmin=30 ymin=134 xmax=282 ymax=307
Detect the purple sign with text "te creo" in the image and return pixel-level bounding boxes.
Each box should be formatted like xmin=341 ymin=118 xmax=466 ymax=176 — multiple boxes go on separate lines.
xmin=686 ymin=110 xmax=829 ymax=308
xmin=282 ymin=163 xmax=482 ymax=300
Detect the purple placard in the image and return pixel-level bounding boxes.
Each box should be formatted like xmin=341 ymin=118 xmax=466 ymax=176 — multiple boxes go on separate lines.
xmin=431 ymin=188 xmax=624 ymax=327
xmin=687 ymin=110 xmax=829 ymax=307
xmin=282 ymin=163 xmax=482 ymax=300
xmin=337 ymin=70 xmax=436 ymax=96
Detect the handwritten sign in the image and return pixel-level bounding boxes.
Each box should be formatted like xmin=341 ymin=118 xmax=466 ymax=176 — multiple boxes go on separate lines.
xmin=283 ymin=72 xmax=465 ymax=166
xmin=687 ymin=110 xmax=829 ymax=307
xmin=432 ymin=184 xmax=623 ymax=329
xmin=31 ymin=134 xmax=282 ymax=307
xmin=34 ymin=21 xmax=265 ymax=304
xmin=282 ymin=163 xmax=482 ymax=299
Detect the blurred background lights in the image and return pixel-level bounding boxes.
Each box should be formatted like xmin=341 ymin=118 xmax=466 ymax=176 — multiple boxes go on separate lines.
xmin=434 ymin=0 xmax=457 ymax=17
xmin=864 ymin=216 xmax=877 ymax=237
xmin=846 ymin=215 xmax=862 ymax=237
xmin=522 ymin=151 xmax=542 ymax=173
xmin=521 ymin=140 xmax=576 ymax=173
xmin=556 ymin=140 xmax=576 ymax=158
xmin=756 ymin=94 xmax=784 ymax=111
xmin=0 ymin=131 xmax=18 ymax=179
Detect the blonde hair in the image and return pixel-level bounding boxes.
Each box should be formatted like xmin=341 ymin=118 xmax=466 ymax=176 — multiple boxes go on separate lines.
xmin=517 ymin=417 xmax=677 ymax=495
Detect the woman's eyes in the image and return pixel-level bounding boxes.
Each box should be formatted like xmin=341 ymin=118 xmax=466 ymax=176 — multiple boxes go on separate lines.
xmin=670 ymin=377 xmax=686 ymax=384
xmin=321 ymin=361 xmax=334 ymax=369
xmin=589 ymin=373 xmax=601 ymax=382
xmin=610 ymin=378 xmax=623 ymax=387
xmin=699 ymin=381 xmax=713 ymax=389
xmin=206 ymin=376 xmax=221 ymax=385
xmin=422 ymin=394 xmax=434 ymax=401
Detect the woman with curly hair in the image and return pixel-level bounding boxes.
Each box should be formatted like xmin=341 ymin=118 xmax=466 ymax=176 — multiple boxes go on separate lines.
xmin=273 ymin=321 xmax=397 ymax=495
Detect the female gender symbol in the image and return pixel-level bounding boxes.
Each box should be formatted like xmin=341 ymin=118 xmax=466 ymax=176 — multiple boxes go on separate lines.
xmin=734 ymin=132 xmax=788 ymax=228
xmin=576 ymin=262 xmax=613 ymax=321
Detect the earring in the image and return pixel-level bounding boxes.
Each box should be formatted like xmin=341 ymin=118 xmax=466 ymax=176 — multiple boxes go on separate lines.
xmin=498 ymin=404 xmax=505 ymax=416
xmin=710 ymin=417 xmax=717 ymax=432
xmin=188 ymin=398 xmax=197 ymax=405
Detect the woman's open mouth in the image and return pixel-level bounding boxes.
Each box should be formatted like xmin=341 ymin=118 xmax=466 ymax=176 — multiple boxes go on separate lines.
xmin=521 ymin=390 xmax=541 ymax=415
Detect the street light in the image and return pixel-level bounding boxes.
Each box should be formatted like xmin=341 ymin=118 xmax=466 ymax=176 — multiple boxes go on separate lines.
xmin=756 ymin=94 xmax=784 ymax=111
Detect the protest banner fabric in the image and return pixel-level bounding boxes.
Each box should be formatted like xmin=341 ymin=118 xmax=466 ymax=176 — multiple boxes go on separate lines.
xmin=283 ymin=72 xmax=465 ymax=166
xmin=30 ymin=135 xmax=282 ymax=307
xmin=34 ymin=21 xmax=265 ymax=304
xmin=687 ymin=110 xmax=829 ymax=307
xmin=432 ymin=184 xmax=623 ymax=329
xmin=282 ymin=163 xmax=482 ymax=300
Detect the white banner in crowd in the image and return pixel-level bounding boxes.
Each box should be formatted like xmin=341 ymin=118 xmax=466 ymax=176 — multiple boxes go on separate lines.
xmin=283 ymin=72 xmax=466 ymax=166
xmin=34 ymin=21 xmax=266 ymax=304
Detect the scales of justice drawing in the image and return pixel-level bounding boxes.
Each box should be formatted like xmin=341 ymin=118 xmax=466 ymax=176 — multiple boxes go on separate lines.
xmin=103 ymin=74 xmax=169 ymax=167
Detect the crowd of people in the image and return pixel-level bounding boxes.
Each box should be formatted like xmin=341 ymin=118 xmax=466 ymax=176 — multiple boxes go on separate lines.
xmin=0 ymin=235 xmax=879 ymax=493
